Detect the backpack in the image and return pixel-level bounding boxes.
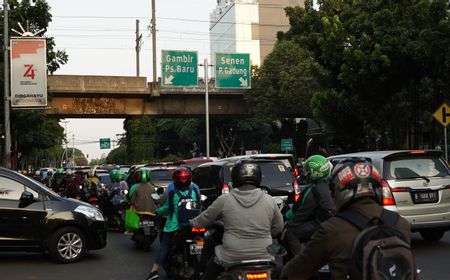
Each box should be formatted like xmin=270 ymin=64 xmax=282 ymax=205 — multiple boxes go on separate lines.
xmin=337 ymin=208 xmax=418 ymax=280
xmin=176 ymin=188 xmax=201 ymax=226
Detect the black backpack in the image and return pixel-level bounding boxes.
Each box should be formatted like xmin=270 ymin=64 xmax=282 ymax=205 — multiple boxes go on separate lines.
xmin=176 ymin=188 xmax=201 ymax=226
xmin=337 ymin=208 xmax=418 ymax=280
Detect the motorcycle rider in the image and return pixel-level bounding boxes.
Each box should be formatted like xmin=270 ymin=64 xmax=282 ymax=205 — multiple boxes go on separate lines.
xmin=131 ymin=168 xmax=157 ymax=215
xmin=284 ymin=155 xmax=336 ymax=255
xmin=281 ymin=159 xmax=411 ymax=279
xmin=146 ymin=166 xmax=199 ymax=280
xmin=190 ymin=160 xmax=284 ymax=280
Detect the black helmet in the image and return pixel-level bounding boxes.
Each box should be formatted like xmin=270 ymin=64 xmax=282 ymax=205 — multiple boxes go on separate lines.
xmin=231 ymin=160 xmax=262 ymax=188
xmin=172 ymin=166 xmax=192 ymax=189
xmin=330 ymin=159 xmax=382 ymax=211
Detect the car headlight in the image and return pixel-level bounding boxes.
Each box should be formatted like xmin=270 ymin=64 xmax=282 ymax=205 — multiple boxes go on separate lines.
xmin=74 ymin=205 xmax=104 ymax=221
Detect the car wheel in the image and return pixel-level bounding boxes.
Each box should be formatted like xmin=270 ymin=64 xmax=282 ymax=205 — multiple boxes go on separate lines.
xmin=49 ymin=226 xmax=87 ymax=263
xmin=420 ymin=229 xmax=445 ymax=242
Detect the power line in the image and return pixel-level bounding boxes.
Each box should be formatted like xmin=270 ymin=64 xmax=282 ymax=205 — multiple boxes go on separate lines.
xmin=52 ymin=15 xmax=290 ymax=28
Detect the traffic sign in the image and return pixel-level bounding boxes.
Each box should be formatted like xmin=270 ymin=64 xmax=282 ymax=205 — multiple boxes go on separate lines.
xmin=161 ymin=50 xmax=198 ymax=87
xmin=215 ymin=53 xmax=251 ymax=89
xmin=99 ymin=138 xmax=111 ymax=149
xmin=281 ymin=138 xmax=293 ymax=151
xmin=433 ymin=103 xmax=450 ymax=127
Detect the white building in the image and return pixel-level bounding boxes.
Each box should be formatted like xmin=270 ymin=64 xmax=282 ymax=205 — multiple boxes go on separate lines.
xmin=210 ymin=0 xmax=305 ymax=67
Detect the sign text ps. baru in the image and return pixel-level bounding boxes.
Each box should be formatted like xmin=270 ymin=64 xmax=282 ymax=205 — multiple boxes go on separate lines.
xmin=99 ymin=138 xmax=111 ymax=149
xmin=433 ymin=103 xmax=450 ymax=127
xmin=161 ymin=50 xmax=198 ymax=87
xmin=215 ymin=53 xmax=251 ymax=89
xmin=281 ymin=138 xmax=293 ymax=152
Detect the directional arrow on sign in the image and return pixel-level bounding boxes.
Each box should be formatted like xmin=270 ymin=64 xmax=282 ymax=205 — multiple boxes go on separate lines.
xmin=165 ymin=75 xmax=174 ymax=85
xmin=239 ymin=77 xmax=248 ymax=87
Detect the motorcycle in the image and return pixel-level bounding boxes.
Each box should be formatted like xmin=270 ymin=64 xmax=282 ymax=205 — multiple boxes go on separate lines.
xmin=164 ymin=225 xmax=206 ymax=280
xmin=98 ymin=185 xmax=126 ymax=232
xmin=131 ymin=192 xmax=160 ymax=251
xmin=164 ymin=198 xmax=206 ymax=280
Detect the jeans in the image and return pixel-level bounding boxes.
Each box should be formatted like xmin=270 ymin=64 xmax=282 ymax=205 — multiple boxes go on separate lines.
xmin=156 ymin=231 xmax=175 ymax=264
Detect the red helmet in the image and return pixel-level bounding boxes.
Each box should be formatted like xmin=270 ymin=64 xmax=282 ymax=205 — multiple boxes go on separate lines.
xmin=172 ymin=167 xmax=192 ymax=189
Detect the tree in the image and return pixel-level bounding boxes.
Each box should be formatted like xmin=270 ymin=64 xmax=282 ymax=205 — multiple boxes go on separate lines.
xmin=124 ymin=116 xmax=156 ymax=163
xmin=0 ymin=0 xmax=68 ymax=168
xmin=255 ymin=0 xmax=450 ymax=151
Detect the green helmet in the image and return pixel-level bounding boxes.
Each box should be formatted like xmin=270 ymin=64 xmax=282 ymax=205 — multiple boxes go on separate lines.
xmin=139 ymin=168 xmax=150 ymax=183
xmin=55 ymin=168 xmax=65 ymax=174
xmin=304 ymin=155 xmax=332 ymax=182
xmin=109 ymin=170 xmax=120 ymax=182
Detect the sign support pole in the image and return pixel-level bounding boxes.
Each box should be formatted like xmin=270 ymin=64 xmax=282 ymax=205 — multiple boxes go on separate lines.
xmin=203 ymin=58 xmax=210 ymax=159
xmin=445 ymin=126 xmax=448 ymax=163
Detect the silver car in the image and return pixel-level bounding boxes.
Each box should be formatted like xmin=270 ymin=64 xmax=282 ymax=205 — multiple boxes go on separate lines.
xmin=329 ymin=150 xmax=450 ymax=241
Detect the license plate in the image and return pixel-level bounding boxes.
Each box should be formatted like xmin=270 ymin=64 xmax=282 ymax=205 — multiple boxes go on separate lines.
xmin=141 ymin=220 xmax=154 ymax=227
xmin=189 ymin=244 xmax=203 ymax=255
xmin=411 ymin=191 xmax=439 ymax=204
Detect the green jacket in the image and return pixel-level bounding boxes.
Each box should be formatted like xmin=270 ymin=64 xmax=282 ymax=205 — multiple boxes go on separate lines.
xmin=157 ymin=188 xmax=198 ymax=233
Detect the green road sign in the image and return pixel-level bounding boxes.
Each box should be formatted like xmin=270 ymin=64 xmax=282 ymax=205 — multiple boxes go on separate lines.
xmin=281 ymin=138 xmax=293 ymax=151
xmin=100 ymin=138 xmax=111 ymax=149
xmin=161 ymin=50 xmax=198 ymax=87
xmin=215 ymin=53 xmax=251 ymax=89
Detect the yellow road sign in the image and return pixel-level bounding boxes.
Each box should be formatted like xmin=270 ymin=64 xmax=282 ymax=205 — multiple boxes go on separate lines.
xmin=433 ymin=103 xmax=450 ymax=127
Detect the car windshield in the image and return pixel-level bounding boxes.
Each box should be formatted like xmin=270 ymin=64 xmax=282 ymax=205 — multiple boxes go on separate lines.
xmin=150 ymin=170 xmax=173 ymax=181
xmin=386 ymin=156 xmax=449 ymax=180
xmin=259 ymin=162 xmax=294 ymax=188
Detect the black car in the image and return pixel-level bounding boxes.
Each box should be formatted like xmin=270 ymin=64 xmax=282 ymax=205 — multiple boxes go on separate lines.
xmin=192 ymin=159 xmax=295 ymax=208
xmin=0 ymin=167 xmax=107 ymax=263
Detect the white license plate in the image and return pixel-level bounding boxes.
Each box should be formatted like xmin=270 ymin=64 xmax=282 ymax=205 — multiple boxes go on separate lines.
xmin=189 ymin=244 xmax=203 ymax=255
xmin=141 ymin=220 xmax=154 ymax=226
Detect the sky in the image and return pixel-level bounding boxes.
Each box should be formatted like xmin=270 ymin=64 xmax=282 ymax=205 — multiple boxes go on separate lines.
xmin=45 ymin=0 xmax=217 ymax=160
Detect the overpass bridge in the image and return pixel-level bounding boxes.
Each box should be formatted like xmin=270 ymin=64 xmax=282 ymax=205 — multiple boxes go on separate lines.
xmin=46 ymin=75 xmax=249 ymax=118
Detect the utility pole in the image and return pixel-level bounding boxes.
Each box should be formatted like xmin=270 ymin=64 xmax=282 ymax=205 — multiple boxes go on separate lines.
xmin=61 ymin=120 xmax=69 ymax=166
xmin=135 ymin=19 xmax=141 ymax=77
xmin=3 ymin=0 xmax=11 ymax=168
xmin=151 ymin=0 xmax=157 ymax=84
xmin=72 ymin=134 xmax=75 ymax=166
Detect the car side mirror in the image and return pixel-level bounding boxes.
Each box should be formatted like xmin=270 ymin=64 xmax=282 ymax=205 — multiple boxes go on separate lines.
xmin=19 ymin=191 xmax=34 ymax=208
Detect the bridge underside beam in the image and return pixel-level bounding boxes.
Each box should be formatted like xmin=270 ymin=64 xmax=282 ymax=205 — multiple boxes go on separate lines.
xmin=46 ymin=95 xmax=248 ymax=118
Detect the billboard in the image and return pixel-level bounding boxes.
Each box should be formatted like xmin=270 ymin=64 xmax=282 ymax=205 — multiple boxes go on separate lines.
xmin=10 ymin=38 xmax=47 ymax=107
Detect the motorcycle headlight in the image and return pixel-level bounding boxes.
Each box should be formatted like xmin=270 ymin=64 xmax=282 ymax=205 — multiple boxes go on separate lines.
xmin=74 ymin=205 xmax=104 ymax=221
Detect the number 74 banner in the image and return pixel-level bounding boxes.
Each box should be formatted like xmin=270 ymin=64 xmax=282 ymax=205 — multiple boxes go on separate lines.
xmin=10 ymin=38 xmax=47 ymax=108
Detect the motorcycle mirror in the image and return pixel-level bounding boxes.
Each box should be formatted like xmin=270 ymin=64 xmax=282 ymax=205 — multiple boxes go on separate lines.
xmin=266 ymin=243 xmax=287 ymax=257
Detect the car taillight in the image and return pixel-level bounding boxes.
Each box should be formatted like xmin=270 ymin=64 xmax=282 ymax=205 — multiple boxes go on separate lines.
xmin=245 ymin=272 xmax=269 ymax=279
xmin=293 ymin=179 xmax=300 ymax=202
xmin=381 ymin=180 xmax=396 ymax=206
xmin=191 ymin=227 xmax=206 ymax=233
xmin=293 ymin=168 xmax=299 ymax=177
xmin=410 ymin=150 xmax=426 ymax=154
xmin=222 ymin=183 xmax=230 ymax=194
xmin=445 ymin=185 xmax=450 ymax=189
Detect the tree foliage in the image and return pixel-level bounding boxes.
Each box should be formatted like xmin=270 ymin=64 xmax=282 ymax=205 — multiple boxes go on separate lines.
xmin=253 ymin=0 xmax=450 ymax=151
xmin=0 ymin=0 xmax=68 ymax=168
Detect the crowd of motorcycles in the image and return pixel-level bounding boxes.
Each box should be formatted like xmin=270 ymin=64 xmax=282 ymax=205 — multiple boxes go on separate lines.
xmin=32 ymin=170 xmax=325 ymax=280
